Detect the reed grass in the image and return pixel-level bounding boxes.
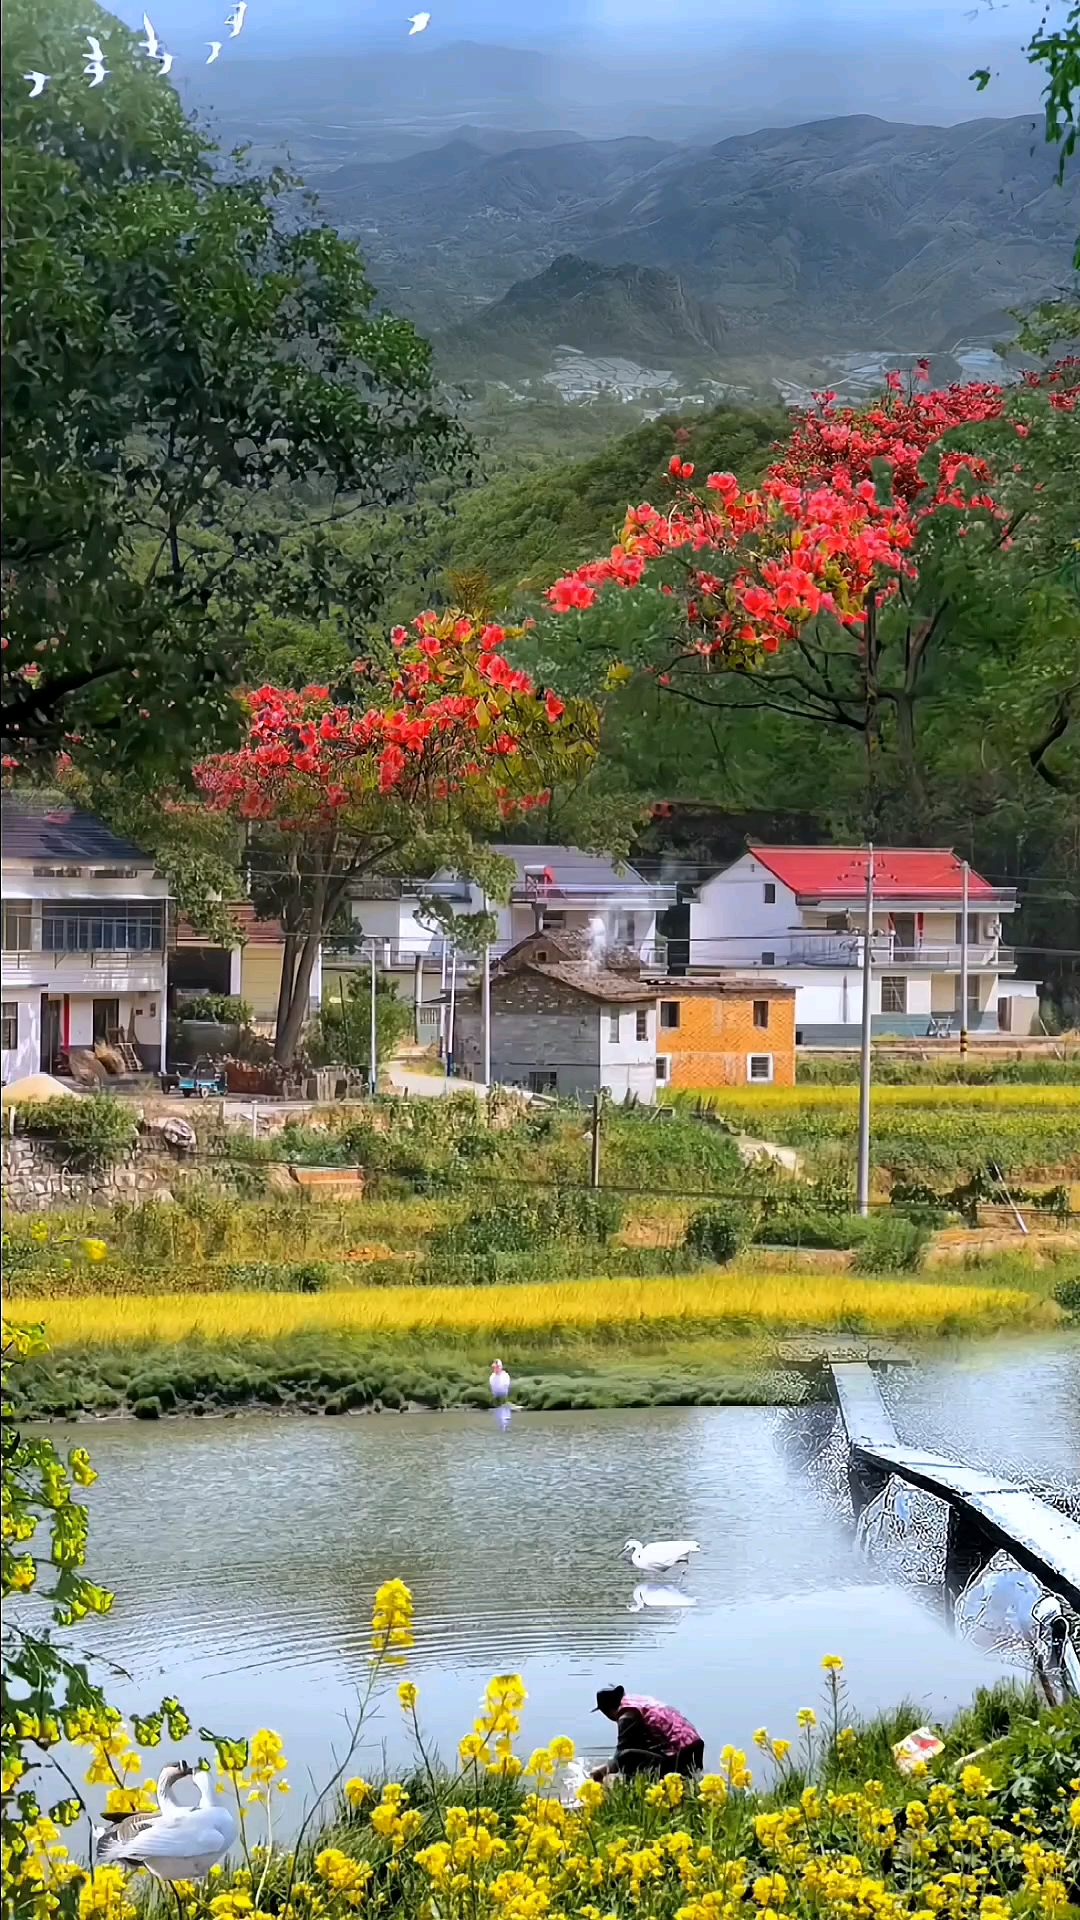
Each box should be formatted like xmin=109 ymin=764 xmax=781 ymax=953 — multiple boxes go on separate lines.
xmin=7 ymin=1271 xmax=1056 ymax=1347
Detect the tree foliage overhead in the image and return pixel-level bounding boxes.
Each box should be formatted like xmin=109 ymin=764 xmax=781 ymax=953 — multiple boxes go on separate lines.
xmin=1 ymin=0 xmax=469 ymax=771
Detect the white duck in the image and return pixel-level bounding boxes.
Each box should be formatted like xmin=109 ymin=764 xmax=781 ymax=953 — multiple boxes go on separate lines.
xmin=489 ymin=1359 xmax=510 ymax=1403
xmin=622 ymin=1538 xmax=701 ymax=1574
xmin=96 ymin=1763 xmax=237 ymax=1881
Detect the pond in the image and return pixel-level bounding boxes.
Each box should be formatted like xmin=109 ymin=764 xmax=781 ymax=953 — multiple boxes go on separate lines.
xmin=46 ymin=1335 xmax=1079 ymax=1811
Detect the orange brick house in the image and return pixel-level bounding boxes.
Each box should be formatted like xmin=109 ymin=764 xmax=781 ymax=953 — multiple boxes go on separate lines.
xmin=649 ymin=976 xmax=796 ymax=1090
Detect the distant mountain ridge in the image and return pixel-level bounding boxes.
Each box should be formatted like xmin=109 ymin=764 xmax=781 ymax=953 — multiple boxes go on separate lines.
xmin=438 ymin=254 xmax=728 ymax=372
xmin=315 ymin=111 xmax=1077 ymax=350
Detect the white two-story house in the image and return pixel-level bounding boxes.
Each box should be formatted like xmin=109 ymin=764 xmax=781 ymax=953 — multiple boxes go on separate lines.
xmin=325 ymin=845 xmax=676 ymax=1045
xmin=687 ymin=846 xmax=1039 ymax=1045
xmin=2 ymin=799 xmax=169 ymax=1082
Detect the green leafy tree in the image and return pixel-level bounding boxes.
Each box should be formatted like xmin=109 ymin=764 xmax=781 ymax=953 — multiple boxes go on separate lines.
xmin=1 ymin=0 xmax=468 ymax=772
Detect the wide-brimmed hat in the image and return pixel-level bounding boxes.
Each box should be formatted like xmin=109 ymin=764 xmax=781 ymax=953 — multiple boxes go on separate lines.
xmin=593 ymin=1685 xmax=626 ymax=1714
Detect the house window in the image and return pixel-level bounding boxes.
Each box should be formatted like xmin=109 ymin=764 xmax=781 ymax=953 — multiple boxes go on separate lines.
xmin=636 ymin=1009 xmax=648 ymax=1042
xmin=881 ymin=976 xmax=907 ymax=1014
xmin=608 ymin=1010 xmax=621 ymax=1042
xmin=527 ymin=1070 xmax=558 ymax=1094
xmin=2 ymin=909 xmax=32 ymax=952
xmin=535 ymin=949 xmax=548 ymax=963
xmin=655 ymin=1055 xmax=669 ymax=1082
xmin=826 ymin=914 xmax=846 ymax=932
xmin=41 ymin=902 xmax=164 ymax=953
xmin=761 ymin=952 xmax=775 ymax=967
xmin=660 ymin=1000 xmax=681 ymax=1029
xmin=955 ymin=914 xmax=981 ymax=944
xmin=1 ymin=1003 xmax=18 ymax=1051
xmin=753 ymin=1000 xmax=769 ymax=1029
xmin=763 ymin=883 xmax=776 ymax=904
xmin=747 ymin=1053 xmax=774 ymax=1082
xmin=616 ymin=914 xmax=637 ymax=946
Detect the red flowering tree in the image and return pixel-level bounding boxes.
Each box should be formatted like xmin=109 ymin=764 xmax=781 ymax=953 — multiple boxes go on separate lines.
xmin=537 ymin=365 xmax=1078 ymax=826
xmin=194 ymin=615 xmax=596 ymax=1064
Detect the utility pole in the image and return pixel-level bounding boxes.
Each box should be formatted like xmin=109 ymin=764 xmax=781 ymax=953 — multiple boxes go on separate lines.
xmin=590 ymin=1090 xmax=603 ymax=1188
xmin=959 ymin=859 xmax=970 ymax=1059
xmin=856 ymin=842 xmax=875 ymax=1218
xmin=481 ymin=939 xmax=491 ymax=1088
xmin=369 ymin=943 xmax=378 ymax=1097
xmin=447 ymin=949 xmax=457 ymax=1076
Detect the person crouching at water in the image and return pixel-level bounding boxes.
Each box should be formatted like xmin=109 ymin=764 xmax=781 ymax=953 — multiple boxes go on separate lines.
xmin=590 ymin=1684 xmax=705 ymax=1782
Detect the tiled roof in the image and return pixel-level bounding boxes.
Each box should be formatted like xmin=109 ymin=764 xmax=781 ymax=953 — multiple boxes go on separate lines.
xmin=1 ymin=799 xmax=153 ymax=866
xmin=528 ymin=961 xmax=655 ymax=1003
xmin=646 ymin=976 xmax=795 ymax=996
xmin=175 ymin=903 xmax=284 ymax=946
xmin=747 ymin=846 xmax=1002 ymax=901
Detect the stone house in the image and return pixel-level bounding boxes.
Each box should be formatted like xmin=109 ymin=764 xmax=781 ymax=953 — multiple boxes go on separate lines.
xmin=651 ymin=976 xmax=797 ymax=1089
xmin=452 ymin=931 xmax=658 ymax=1101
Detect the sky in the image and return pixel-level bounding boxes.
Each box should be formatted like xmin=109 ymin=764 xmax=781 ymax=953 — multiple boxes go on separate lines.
xmin=111 ymin=0 xmax=1061 ymax=128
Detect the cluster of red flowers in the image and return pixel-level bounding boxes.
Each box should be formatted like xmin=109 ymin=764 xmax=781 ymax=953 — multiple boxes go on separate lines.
xmin=194 ymin=614 xmax=571 ymax=829
xmin=544 ymin=373 xmax=1030 ymax=659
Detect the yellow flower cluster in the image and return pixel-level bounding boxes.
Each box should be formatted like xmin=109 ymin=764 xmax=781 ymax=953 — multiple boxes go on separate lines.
xmin=459 ymin=1672 xmax=528 ymax=1777
xmin=370 ymin=1578 xmax=414 ymax=1664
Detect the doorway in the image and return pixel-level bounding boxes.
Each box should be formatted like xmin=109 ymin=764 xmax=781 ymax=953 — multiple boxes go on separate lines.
xmin=40 ymin=996 xmax=63 ymax=1074
xmin=93 ymin=997 xmax=121 ymax=1045
xmin=892 ymin=914 xmax=916 ymax=954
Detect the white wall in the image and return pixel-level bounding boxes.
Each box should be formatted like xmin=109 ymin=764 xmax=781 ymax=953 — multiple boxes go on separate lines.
xmin=690 ymin=853 xmax=798 ymax=967
xmin=1 ymin=988 xmax=41 ymax=1083
xmin=598 ymin=1002 xmax=656 ymax=1102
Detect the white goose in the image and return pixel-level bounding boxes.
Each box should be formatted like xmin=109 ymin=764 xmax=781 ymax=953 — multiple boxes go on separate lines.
xmin=96 ymin=1763 xmax=237 ymax=1882
xmin=622 ymin=1538 xmax=701 ymax=1574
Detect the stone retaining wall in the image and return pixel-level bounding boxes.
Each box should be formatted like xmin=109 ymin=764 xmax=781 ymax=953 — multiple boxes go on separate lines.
xmin=2 ymin=1119 xmax=198 ymax=1211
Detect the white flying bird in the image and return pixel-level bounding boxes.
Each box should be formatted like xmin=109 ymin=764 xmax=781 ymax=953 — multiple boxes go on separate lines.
xmin=158 ymin=50 xmax=174 ymax=73
xmin=140 ymin=13 xmax=161 ymax=58
xmin=96 ymin=1764 xmax=237 ymax=1882
xmin=226 ymin=1 xmax=247 ymax=34
xmin=407 ymin=12 xmax=430 ymax=31
xmin=24 ymin=70 xmax=49 ymax=96
xmin=622 ymin=1538 xmax=701 ymax=1575
xmin=206 ymin=40 xmax=222 ymax=61
xmin=84 ymin=34 xmax=108 ymax=85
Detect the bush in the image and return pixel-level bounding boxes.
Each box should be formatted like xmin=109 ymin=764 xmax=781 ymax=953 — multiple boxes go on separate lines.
xmin=176 ymin=993 xmax=252 ymax=1025
xmin=753 ymin=1208 xmax=865 ymax=1250
xmin=682 ymin=1205 xmax=748 ymax=1264
xmin=429 ymin=1189 xmax=625 ymax=1260
xmin=1052 ymin=1273 xmax=1080 ymax=1314
xmin=851 ymin=1212 xmax=930 ymax=1273
xmin=15 ymin=1095 xmax=139 ymax=1165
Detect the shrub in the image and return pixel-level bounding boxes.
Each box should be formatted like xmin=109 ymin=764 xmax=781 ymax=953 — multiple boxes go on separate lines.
xmin=851 ymin=1212 xmax=931 ymax=1273
xmin=15 ymin=1095 xmax=139 ymax=1165
xmin=429 ymin=1189 xmax=625 ymax=1260
xmin=1052 ymin=1273 xmax=1080 ymax=1314
xmin=753 ymin=1208 xmax=864 ymax=1250
xmin=682 ymin=1205 xmax=749 ymax=1264
xmin=176 ymin=993 xmax=252 ymax=1025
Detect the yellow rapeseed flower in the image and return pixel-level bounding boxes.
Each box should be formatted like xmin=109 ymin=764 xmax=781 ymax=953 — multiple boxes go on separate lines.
xmin=821 ymin=1655 xmax=844 ymax=1672
xmin=397 ymin=1681 xmax=419 ymax=1713
xmin=370 ymin=1577 xmax=414 ymax=1663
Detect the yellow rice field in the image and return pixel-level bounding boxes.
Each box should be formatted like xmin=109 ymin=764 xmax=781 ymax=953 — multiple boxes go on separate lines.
xmin=671 ymin=1085 xmax=1080 ymax=1110
xmin=6 ymin=1272 xmax=1057 ymax=1346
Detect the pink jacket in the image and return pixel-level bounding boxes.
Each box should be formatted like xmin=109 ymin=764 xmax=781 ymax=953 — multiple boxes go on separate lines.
xmin=619 ymin=1695 xmax=701 ymax=1753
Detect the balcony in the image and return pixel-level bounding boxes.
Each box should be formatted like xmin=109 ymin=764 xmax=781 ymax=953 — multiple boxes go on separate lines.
xmin=766 ymin=936 xmax=1013 ymax=971
xmin=2 ymin=946 xmax=166 ymax=992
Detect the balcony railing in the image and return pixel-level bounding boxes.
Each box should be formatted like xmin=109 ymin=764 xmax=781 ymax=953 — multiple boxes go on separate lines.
xmin=2 ymin=946 xmax=165 ymax=970
xmin=721 ymin=936 xmax=1013 ymax=970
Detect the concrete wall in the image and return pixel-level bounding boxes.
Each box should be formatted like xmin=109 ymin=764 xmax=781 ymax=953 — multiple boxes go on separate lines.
xmin=690 ymin=853 xmax=798 ymax=967
xmin=1 ymin=987 xmax=41 ymax=1083
xmin=453 ymin=973 xmax=656 ymax=1099
xmin=655 ymin=988 xmax=796 ymax=1088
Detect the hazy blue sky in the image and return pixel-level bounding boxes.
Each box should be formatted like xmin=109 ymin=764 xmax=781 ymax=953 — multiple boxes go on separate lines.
xmin=111 ymin=0 xmax=1059 ymax=126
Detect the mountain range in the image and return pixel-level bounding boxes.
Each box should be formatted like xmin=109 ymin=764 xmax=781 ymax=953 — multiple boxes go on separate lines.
xmin=313 ymin=111 xmax=1077 ymax=353
xmin=437 ymin=255 xmax=729 ymax=374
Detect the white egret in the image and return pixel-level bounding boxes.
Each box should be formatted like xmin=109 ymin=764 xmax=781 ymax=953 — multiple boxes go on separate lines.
xmin=84 ymin=36 xmax=108 ymax=85
xmin=226 ymin=2 xmax=247 ymax=36
xmin=206 ymin=41 xmax=222 ymax=62
xmin=408 ymin=12 xmax=430 ymax=32
xmin=140 ymin=15 xmax=161 ymax=58
xmin=489 ymin=1358 xmax=510 ymax=1403
xmin=96 ymin=1764 xmax=236 ymax=1881
xmin=25 ymin=71 xmax=49 ymax=96
xmin=622 ymin=1538 xmax=700 ymax=1574
xmin=158 ymin=51 xmax=174 ymax=73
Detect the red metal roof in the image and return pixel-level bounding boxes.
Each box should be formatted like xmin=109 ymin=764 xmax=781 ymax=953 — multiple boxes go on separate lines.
xmin=747 ymin=846 xmax=1003 ymax=901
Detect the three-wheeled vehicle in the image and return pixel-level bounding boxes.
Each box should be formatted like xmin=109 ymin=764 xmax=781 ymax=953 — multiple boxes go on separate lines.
xmin=161 ymin=1057 xmax=227 ymax=1099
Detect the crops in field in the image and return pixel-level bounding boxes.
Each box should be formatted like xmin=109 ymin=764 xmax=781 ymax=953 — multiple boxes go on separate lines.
xmin=669 ymin=1085 xmax=1080 ymax=1179
xmin=7 ymin=1270 xmax=1055 ymax=1347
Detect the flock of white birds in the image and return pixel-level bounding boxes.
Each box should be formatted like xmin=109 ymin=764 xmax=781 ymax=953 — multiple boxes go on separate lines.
xmin=24 ymin=3 xmax=429 ymax=98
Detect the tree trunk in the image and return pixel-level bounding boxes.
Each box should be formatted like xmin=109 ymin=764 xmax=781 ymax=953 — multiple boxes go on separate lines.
xmin=275 ymin=874 xmax=328 ymax=1067
xmin=275 ymin=931 xmax=299 ymax=1051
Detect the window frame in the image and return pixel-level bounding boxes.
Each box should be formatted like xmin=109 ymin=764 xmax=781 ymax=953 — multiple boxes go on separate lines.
xmin=763 ymin=882 xmax=776 ymax=904
xmin=659 ymin=1000 xmax=681 ymax=1030
xmin=1 ymin=1002 xmax=18 ymax=1051
xmin=880 ymin=974 xmax=908 ymax=1015
xmin=752 ymin=999 xmax=769 ymax=1029
xmin=635 ymin=1008 xmax=648 ymax=1042
xmin=655 ymin=1055 xmax=670 ymax=1082
xmin=608 ymin=1009 xmax=621 ymax=1043
xmin=747 ymin=1053 xmax=774 ymax=1083
xmin=527 ymin=1069 xmax=558 ymax=1094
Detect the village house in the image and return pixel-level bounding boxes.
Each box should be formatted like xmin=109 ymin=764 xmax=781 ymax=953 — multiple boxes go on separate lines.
xmin=452 ymin=931 xmax=658 ymax=1100
xmin=1 ymin=797 xmax=169 ymax=1082
xmin=687 ymin=846 xmax=1039 ymax=1045
xmin=650 ymin=976 xmax=796 ymax=1089
xmin=171 ymin=904 xmax=322 ymax=1034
